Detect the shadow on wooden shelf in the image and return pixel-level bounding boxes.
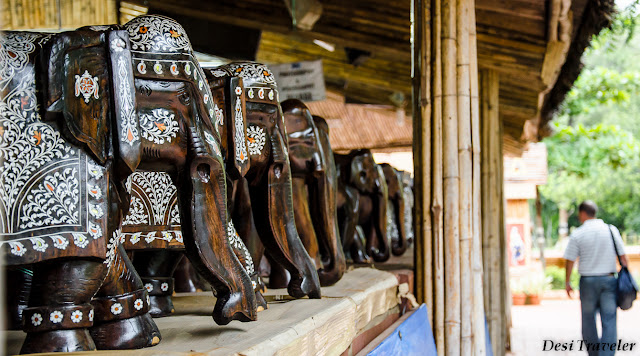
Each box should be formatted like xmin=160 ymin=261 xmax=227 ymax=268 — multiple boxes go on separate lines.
xmin=4 ymin=268 xmax=407 ymax=356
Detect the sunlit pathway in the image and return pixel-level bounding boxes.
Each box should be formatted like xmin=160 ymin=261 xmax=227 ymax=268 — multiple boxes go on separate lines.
xmin=508 ymin=298 xmax=640 ymax=356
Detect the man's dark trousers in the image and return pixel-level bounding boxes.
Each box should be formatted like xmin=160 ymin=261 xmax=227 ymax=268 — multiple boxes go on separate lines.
xmin=580 ymin=275 xmax=617 ymax=356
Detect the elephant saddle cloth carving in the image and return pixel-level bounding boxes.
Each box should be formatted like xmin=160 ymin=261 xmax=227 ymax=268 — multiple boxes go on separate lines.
xmin=121 ymin=171 xmax=183 ymax=249
xmin=0 ymin=32 xmax=110 ymax=266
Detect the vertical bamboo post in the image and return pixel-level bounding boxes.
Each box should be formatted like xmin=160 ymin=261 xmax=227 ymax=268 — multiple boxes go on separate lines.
xmin=468 ymin=1 xmax=486 ymax=354
xmin=412 ymin=0 xmax=433 ymax=328
xmin=442 ymin=0 xmax=461 ymax=355
xmin=488 ymin=70 xmax=501 ymax=356
xmin=421 ymin=0 xmax=433 ymax=328
xmin=480 ymin=69 xmax=501 ymax=355
xmin=456 ymin=0 xmax=473 ymax=354
xmin=431 ymin=0 xmax=445 ymax=353
xmin=499 ymin=114 xmax=510 ymax=352
xmin=480 ymin=70 xmax=491 ymax=320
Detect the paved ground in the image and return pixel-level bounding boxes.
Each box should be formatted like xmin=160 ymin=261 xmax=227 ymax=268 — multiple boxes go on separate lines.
xmin=508 ymin=296 xmax=640 ymax=356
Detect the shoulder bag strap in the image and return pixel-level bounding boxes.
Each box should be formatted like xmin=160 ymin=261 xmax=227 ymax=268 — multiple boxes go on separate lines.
xmin=608 ymin=224 xmax=623 ymax=266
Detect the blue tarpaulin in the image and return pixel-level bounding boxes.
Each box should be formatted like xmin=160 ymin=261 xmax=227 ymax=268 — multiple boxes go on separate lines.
xmin=367 ymin=304 xmax=437 ymax=356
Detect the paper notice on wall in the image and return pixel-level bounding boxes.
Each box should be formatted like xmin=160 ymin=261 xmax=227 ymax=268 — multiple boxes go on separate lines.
xmin=269 ymin=60 xmax=326 ymax=102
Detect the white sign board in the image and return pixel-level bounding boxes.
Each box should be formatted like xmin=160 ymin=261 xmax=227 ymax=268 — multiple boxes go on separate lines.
xmin=269 ymin=60 xmax=326 ymax=102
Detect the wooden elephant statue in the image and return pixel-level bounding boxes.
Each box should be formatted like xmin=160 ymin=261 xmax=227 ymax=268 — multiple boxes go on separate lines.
xmin=122 ymin=64 xmax=266 ymax=316
xmin=211 ymin=62 xmax=322 ymax=299
xmin=267 ymin=100 xmax=346 ymax=287
xmin=335 ymin=150 xmax=391 ymax=263
xmin=0 ymin=15 xmax=255 ymax=353
xmin=401 ymin=171 xmax=415 ymax=246
xmin=380 ymin=163 xmax=408 ymax=256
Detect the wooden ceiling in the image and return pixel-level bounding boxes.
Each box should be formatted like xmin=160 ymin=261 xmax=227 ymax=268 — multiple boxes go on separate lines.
xmin=141 ymin=0 xmax=595 ymax=151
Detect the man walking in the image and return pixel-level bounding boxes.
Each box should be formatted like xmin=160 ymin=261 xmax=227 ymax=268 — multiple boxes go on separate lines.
xmin=564 ymin=201 xmax=629 ymax=356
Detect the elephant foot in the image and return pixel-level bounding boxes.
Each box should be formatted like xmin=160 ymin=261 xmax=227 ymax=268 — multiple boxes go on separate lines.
xmin=318 ymin=269 xmax=342 ymax=287
xmin=351 ymin=251 xmax=372 ymax=264
xmin=148 ymin=295 xmax=176 ymax=317
xmin=350 ymin=244 xmax=372 ymax=264
xmin=21 ymin=304 xmax=95 ymax=353
xmin=90 ymin=288 xmax=159 ymax=349
xmin=90 ymin=313 xmax=161 ymax=350
xmin=288 ymin=272 xmax=322 ymax=299
xmin=6 ymin=268 xmax=32 ymax=330
xmin=213 ymin=291 xmax=257 ymax=325
xmin=256 ymin=291 xmax=268 ymax=312
xmin=268 ymin=267 xmax=290 ymax=289
xmin=21 ymin=328 xmax=95 ymax=354
xmin=141 ymin=277 xmax=175 ymax=317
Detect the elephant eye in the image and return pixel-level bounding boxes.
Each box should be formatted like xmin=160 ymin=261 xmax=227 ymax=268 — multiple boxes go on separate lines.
xmin=177 ymin=90 xmax=191 ymax=105
xmin=138 ymin=84 xmax=152 ymax=96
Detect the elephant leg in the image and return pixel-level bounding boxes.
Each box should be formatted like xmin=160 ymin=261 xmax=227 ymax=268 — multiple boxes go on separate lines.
xmin=341 ymin=187 xmax=368 ymax=263
xmin=391 ymin=199 xmax=408 ymax=256
xmin=20 ymin=259 xmax=105 ymax=354
xmin=351 ymin=225 xmax=372 ymax=264
xmin=132 ymin=250 xmax=184 ymax=317
xmin=367 ymin=193 xmax=391 ymax=262
xmin=174 ymin=257 xmax=209 ymax=293
xmin=4 ymin=267 xmax=32 ymax=330
xmin=267 ymin=253 xmax=290 ymax=289
xmin=90 ymin=244 xmax=161 ymax=350
xmin=178 ymin=151 xmax=257 ymax=325
xmin=249 ymin=165 xmax=321 ymax=299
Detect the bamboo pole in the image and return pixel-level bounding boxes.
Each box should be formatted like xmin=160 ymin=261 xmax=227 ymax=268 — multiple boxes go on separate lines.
xmin=480 ymin=69 xmax=501 ymax=355
xmin=480 ymin=70 xmax=491 ymax=325
xmin=499 ymin=111 xmax=511 ymax=353
xmin=421 ymin=0 xmax=433 ymax=331
xmin=468 ymin=1 xmax=486 ymax=354
xmin=431 ymin=0 xmax=445 ymax=353
xmin=412 ymin=0 xmax=433 ymax=330
xmin=488 ymin=70 xmax=501 ymax=356
xmin=442 ymin=0 xmax=461 ymax=354
xmin=456 ymin=0 xmax=472 ymax=354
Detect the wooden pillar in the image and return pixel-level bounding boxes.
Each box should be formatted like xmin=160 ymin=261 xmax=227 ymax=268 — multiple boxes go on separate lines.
xmin=468 ymin=1 xmax=486 ymax=354
xmin=412 ymin=0 xmax=435 ymax=337
xmin=441 ymin=0 xmax=461 ymax=354
xmin=480 ymin=69 xmax=505 ymax=356
xmin=431 ymin=0 xmax=445 ymax=352
xmin=456 ymin=0 xmax=473 ymax=354
xmin=413 ymin=0 xmax=484 ymax=355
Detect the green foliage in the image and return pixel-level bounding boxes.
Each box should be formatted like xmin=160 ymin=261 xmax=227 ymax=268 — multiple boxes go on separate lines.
xmin=541 ymin=124 xmax=640 ymax=212
xmin=559 ymin=68 xmax=640 ymax=118
xmin=542 ymin=1 xmax=640 ymax=239
xmin=545 ymin=266 xmax=580 ymax=290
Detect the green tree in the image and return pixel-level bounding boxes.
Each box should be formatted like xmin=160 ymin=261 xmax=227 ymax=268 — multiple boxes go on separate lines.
xmin=541 ymin=124 xmax=640 ymax=242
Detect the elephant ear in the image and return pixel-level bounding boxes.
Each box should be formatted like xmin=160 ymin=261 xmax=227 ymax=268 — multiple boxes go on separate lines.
xmin=47 ymin=29 xmax=111 ymax=164
xmin=46 ymin=28 xmax=140 ymax=173
xmin=224 ymin=77 xmax=250 ymax=179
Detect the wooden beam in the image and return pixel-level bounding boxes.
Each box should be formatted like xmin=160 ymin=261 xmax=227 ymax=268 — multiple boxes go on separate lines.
xmin=282 ymin=0 xmax=322 ymax=31
xmin=475 ymin=0 xmax=546 ymax=21
xmin=147 ymin=0 xmax=409 ymax=59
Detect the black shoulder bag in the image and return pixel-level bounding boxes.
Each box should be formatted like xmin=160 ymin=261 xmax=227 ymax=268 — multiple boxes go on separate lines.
xmin=608 ymin=225 xmax=638 ymax=310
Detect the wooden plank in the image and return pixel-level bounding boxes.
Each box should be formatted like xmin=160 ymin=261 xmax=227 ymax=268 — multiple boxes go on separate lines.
xmin=476 ymin=8 xmax=545 ymax=37
xmin=475 ymin=0 xmax=545 ymax=21
xmin=148 ymin=0 xmax=409 ymax=59
xmin=4 ymin=268 xmax=400 ymax=356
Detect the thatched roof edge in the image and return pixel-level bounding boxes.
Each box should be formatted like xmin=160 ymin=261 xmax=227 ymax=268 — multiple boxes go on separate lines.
xmin=538 ymin=0 xmax=616 ymax=138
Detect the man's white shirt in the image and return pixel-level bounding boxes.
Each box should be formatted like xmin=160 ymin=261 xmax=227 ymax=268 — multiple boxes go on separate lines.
xmin=564 ymin=219 xmax=625 ymax=276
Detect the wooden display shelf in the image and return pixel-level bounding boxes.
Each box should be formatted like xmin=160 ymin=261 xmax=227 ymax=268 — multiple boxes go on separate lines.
xmin=4 ymin=268 xmax=400 ymax=356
